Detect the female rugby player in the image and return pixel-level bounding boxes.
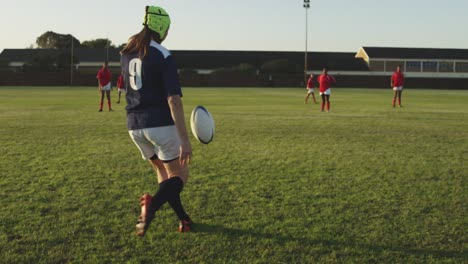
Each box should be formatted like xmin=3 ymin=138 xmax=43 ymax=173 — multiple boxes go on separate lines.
xmin=116 ymin=73 xmax=125 ymax=104
xmin=120 ymin=6 xmax=192 ymax=236
xmin=317 ymin=67 xmax=336 ymax=112
xmin=391 ymin=65 xmax=405 ymax=108
xmin=96 ymin=62 xmax=113 ymax=112
xmin=304 ymin=73 xmax=318 ymax=104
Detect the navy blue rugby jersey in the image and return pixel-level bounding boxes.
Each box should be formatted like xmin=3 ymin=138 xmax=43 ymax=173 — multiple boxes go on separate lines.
xmin=121 ymin=40 xmax=182 ymax=130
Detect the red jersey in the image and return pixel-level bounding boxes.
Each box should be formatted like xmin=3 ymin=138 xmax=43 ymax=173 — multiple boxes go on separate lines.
xmin=306 ymin=76 xmax=314 ymax=88
xmin=97 ymin=68 xmax=112 ymax=86
xmin=391 ymin=71 xmax=404 ymax=87
xmin=318 ymin=74 xmax=336 ymax=92
xmin=117 ymin=75 xmax=124 ymax=89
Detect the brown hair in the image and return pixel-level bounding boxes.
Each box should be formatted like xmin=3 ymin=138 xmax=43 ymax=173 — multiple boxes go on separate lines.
xmin=120 ymin=26 xmax=162 ymax=59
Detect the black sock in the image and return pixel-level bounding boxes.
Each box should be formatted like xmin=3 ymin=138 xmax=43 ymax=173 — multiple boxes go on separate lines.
xmin=168 ymin=192 xmax=191 ymax=221
xmin=148 ymin=177 xmax=180 ymax=215
xmin=164 ymin=177 xmax=191 ymax=221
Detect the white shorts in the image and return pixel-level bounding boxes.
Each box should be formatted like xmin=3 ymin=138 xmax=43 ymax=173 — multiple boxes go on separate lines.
xmin=128 ymin=126 xmax=181 ymax=161
xmin=306 ymin=88 xmax=314 ymax=94
xmin=118 ymin=88 xmax=126 ymax=93
xmin=393 ymin=86 xmax=403 ymax=91
xmin=320 ymin=89 xmax=331 ymax=96
xmin=101 ymin=83 xmax=111 ymax=91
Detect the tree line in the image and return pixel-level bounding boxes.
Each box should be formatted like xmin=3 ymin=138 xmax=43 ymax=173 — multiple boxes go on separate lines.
xmin=14 ymin=31 xmax=125 ymax=72
xmin=35 ymin=31 xmax=125 ymax=49
xmin=13 ymin=31 xmax=301 ymax=74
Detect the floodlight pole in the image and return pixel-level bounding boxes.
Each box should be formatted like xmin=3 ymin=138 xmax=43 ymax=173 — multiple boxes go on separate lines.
xmin=303 ymin=0 xmax=310 ymax=85
xmin=70 ymin=35 xmax=74 ymax=86
xmin=106 ymin=33 xmax=110 ymax=63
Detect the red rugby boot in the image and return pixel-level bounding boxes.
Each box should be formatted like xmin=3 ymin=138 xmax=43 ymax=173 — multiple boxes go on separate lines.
xmin=136 ymin=193 xmax=153 ymax=236
xmin=178 ymin=219 xmax=193 ymax=233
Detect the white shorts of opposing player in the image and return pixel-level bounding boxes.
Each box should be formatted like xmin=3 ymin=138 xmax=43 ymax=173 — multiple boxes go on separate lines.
xmin=128 ymin=125 xmax=181 ymax=161
xmin=320 ymin=89 xmax=331 ymax=96
xmin=306 ymin=88 xmax=314 ymax=94
xmin=393 ymin=86 xmax=403 ymax=91
xmin=101 ymin=83 xmax=112 ymax=91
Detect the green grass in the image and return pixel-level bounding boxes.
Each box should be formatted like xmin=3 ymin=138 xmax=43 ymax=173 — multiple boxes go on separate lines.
xmin=0 ymin=86 xmax=467 ymax=263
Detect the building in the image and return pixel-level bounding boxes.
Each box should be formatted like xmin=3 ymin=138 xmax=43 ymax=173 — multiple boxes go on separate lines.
xmin=1 ymin=46 xmax=467 ymax=88
xmin=356 ymin=47 xmax=468 ymax=78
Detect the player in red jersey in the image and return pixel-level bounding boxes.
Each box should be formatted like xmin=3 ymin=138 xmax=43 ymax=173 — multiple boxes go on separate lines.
xmin=96 ymin=62 xmax=113 ymax=112
xmin=317 ymin=67 xmax=336 ymax=112
xmin=304 ymin=73 xmax=317 ymax=104
xmin=391 ymin=65 xmax=405 ymax=108
xmin=116 ymin=73 xmax=125 ymax=104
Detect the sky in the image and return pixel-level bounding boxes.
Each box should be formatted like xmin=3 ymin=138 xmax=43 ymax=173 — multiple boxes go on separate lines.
xmin=1 ymin=0 xmax=468 ymax=53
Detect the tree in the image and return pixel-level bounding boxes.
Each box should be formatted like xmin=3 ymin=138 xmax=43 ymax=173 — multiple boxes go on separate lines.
xmin=36 ymin=31 xmax=80 ymax=49
xmin=117 ymin=43 xmax=127 ymax=49
xmin=81 ymin=38 xmax=115 ymax=49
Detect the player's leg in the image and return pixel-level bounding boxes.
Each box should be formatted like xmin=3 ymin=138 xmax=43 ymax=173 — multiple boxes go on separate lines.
xmin=312 ymin=92 xmax=317 ymax=104
xmin=398 ymin=89 xmax=403 ymax=107
xmin=99 ymin=91 xmax=105 ymax=111
xmin=161 ymin=160 xmax=192 ymax=232
xmin=392 ymin=89 xmax=398 ymax=107
xmin=138 ymin=158 xmax=186 ymax=236
xmin=321 ymin=94 xmax=326 ymax=112
xmin=128 ymin=129 xmax=169 ymax=236
xmin=132 ymin=126 xmax=192 ymax=234
xmin=106 ymin=90 xmax=112 ymax=111
xmin=117 ymin=91 xmax=121 ymax=104
xmin=145 ymin=158 xmax=191 ymax=233
xmin=135 ymin=158 xmax=182 ymax=236
xmin=304 ymin=92 xmax=310 ymax=104
xmin=326 ymin=95 xmax=331 ymax=112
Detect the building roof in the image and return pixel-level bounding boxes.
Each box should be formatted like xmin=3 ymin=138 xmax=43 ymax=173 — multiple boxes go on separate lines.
xmin=361 ymin=47 xmax=468 ymax=60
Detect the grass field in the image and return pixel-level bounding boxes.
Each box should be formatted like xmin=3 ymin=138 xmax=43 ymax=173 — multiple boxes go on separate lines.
xmin=0 ymin=86 xmax=467 ymax=263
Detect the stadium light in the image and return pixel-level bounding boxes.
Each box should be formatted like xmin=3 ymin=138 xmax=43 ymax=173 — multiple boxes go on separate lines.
xmin=303 ymin=0 xmax=310 ymax=84
xmin=70 ymin=35 xmax=74 ymax=86
xmin=106 ymin=32 xmax=110 ymax=64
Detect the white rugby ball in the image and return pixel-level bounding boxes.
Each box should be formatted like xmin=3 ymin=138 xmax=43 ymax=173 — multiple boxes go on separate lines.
xmin=190 ymin=106 xmax=215 ymax=144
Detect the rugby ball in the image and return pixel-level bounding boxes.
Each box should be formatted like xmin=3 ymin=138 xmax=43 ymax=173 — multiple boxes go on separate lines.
xmin=190 ymin=106 xmax=215 ymax=144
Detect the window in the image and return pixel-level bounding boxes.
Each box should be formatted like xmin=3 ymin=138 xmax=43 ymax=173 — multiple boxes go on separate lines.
xmin=439 ymin=61 xmax=454 ymax=72
xmin=455 ymin=62 xmax=468 ymax=72
xmin=386 ymin=61 xmax=404 ymax=71
xmin=423 ymin=61 xmax=437 ymax=72
xmin=369 ymin=61 xmax=384 ymax=71
xmin=406 ymin=61 xmax=421 ymax=72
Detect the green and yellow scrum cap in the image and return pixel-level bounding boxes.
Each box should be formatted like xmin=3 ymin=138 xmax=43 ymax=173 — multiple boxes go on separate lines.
xmin=143 ymin=6 xmax=171 ymax=38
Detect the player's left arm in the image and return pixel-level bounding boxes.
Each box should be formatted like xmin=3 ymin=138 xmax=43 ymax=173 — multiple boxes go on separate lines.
xmin=96 ymin=71 xmax=101 ymax=91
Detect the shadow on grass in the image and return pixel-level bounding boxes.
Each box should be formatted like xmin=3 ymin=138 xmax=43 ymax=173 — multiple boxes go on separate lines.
xmin=192 ymin=223 xmax=467 ymax=260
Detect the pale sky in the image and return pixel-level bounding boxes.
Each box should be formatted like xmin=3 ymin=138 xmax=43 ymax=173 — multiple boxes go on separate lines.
xmin=1 ymin=0 xmax=467 ymax=53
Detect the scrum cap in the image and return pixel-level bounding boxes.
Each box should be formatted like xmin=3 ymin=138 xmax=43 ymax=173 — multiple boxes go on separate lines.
xmin=143 ymin=6 xmax=171 ymax=38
